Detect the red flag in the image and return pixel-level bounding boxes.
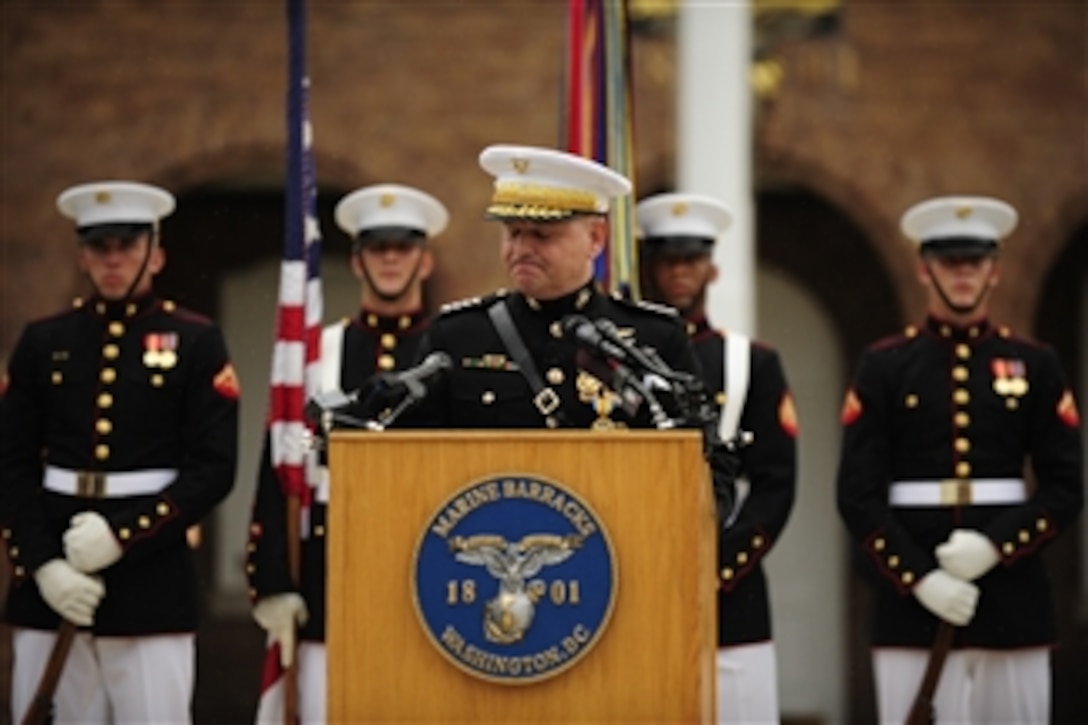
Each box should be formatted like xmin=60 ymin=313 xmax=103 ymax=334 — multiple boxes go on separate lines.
xmin=562 ymin=0 xmax=638 ymax=298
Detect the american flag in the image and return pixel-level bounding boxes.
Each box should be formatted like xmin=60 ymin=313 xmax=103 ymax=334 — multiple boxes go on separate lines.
xmin=562 ymin=0 xmax=638 ymax=298
xmin=257 ymin=0 xmax=322 ymax=720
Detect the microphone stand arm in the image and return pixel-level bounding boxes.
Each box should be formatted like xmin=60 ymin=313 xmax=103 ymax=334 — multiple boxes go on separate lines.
xmin=365 ymin=381 xmax=427 ymax=431
xmin=623 ymin=373 xmax=676 ymax=430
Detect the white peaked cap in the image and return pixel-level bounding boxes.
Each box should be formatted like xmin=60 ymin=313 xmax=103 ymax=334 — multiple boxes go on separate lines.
xmin=335 ymin=183 xmax=449 ymax=239
xmin=900 ymin=195 xmax=1018 ymax=246
xmin=636 ymin=192 xmax=734 ymax=240
xmin=57 ymin=181 xmax=176 ymax=227
xmin=479 ymin=144 xmax=632 ymax=220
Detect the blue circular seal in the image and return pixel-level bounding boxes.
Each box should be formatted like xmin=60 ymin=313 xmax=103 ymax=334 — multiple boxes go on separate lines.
xmin=412 ymin=473 xmax=617 ymax=685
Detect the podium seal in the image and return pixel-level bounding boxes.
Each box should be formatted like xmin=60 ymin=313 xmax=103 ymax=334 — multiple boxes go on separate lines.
xmin=412 ymin=473 xmax=617 ymax=684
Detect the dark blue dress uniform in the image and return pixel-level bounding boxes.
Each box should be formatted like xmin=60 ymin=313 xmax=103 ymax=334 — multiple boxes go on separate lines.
xmin=837 ymin=316 xmax=1083 ymax=649
xmin=685 ymin=315 xmax=798 ymax=648
xmin=0 ymin=294 xmax=239 ymax=635
xmin=401 ymin=282 xmax=701 ymax=430
xmin=246 ymin=309 xmax=429 ymax=641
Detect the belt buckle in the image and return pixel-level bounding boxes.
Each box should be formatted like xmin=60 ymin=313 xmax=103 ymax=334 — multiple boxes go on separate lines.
xmin=533 ymin=387 xmax=560 ymax=416
xmin=76 ymin=471 xmax=106 ymax=498
xmin=940 ymin=479 xmax=972 ymax=506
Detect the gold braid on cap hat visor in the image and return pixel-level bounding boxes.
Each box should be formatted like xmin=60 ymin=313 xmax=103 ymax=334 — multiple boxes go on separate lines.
xmin=488 ymin=182 xmax=604 ymax=219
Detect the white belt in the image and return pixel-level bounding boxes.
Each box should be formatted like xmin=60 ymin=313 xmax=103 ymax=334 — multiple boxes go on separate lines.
xmin=44 ymin=466 xmax=177 ymax=498
xmin=889 ymin=478 xmax=1027 ymax=507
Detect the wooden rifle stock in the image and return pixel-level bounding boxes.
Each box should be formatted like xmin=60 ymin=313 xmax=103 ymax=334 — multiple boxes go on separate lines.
xmin=20 ymin=620 xmax=77 ymax=725
xmin=905 ymin=621 xmax=956 ymax=725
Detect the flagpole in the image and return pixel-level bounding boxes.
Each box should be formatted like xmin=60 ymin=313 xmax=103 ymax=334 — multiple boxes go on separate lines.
xmin=276 ymin=0 xmax=323 ymax=720
xmin=280 ymin=7 xmax=302 ymax=720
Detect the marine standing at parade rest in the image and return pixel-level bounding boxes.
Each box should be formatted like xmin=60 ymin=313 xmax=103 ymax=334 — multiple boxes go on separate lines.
xmin=246 ymin=183 xmax=448 ymax=723
xmin=0 ymin=181 xmax=240 ymax=723
xmin=836 ymin=195 xmax=1083 ymax=724
xmin=638 ymin=192 xmax=798 ymax=724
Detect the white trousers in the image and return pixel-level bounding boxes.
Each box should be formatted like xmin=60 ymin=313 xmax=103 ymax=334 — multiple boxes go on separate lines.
xmin=11 ymin=628 xmax=194 ymax=724
xmin=873 ymin=646 xmax=1050 ymax=725
xmin=255 ymin=642 xmax=326 ymax=725
xmin=716 ymin=641 xmax=780 ymax=724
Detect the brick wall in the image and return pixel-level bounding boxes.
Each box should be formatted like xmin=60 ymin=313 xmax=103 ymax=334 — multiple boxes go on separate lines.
xmin=4 ymin=2 xmax=1084 ymax=351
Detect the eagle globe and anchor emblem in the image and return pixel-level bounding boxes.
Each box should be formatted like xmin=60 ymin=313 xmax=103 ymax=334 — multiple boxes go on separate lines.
xmin=413 ymin=473 xmax=617 ymax=684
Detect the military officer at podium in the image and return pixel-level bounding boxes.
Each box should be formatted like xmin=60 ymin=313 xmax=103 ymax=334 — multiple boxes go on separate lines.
xmin=638 ymin=192 xmax=798 ymax=724
xmin=399 ymin=144 xmax=695 ymax=430
xmin=836 ymin=195 xmax=1083 ymax=724
xmin=397 ymin=144 xmax=736 ymax=511
xmin=246 ymin=183 xmax=449 ymax=723
xmin=0 ymin=180 xmax=240 ymax=723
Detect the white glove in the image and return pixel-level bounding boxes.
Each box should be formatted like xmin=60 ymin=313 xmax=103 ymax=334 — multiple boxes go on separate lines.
xmin=936 ymin=529 xmax=1000 ymax=582
xmin=64 ymin=511 xmax=123 ymax=573
xmin=913 ymin=569 xmax=979 ymax=626
xmin=35 ymin=558 xmax=106 ymax=626
xmin=253 ymin=593 xmax=309 ymax=667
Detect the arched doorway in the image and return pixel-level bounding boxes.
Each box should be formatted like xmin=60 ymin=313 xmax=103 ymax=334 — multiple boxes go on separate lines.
xmin=756 ymin=188 xmax=901 ymax=723
xmin=1033 ymin=214 xmax=1088 ymax=723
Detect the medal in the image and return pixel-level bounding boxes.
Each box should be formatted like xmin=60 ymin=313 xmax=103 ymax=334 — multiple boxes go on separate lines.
xmin=991 ymin=358 xmax=1027 ymax=397
xmin=143 ymin=334 xmax=162 ymax=367
xmin=144 ymin=332 xmax=180 ymax=369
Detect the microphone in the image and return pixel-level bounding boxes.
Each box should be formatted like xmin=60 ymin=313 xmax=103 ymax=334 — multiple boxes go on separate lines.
xmin=592 ymin=318 xmax=679 ymax=381
xmin=371 ymin=351 xmax=453 ymax=399
xmin=560 ymin=314 xmax=632 ymax=366
xmin=562 ymin=314 xmax=685 ymax=388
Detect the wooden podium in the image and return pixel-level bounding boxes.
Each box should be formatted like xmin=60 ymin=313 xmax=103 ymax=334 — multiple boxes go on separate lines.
xmin=327 ymin=430 xmax=717 ymax=723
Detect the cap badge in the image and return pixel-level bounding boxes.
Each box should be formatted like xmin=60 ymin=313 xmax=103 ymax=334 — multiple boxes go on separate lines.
xmin=95 ymin=191 xmax=111 ymax=205
xmin=512 ymin=158 xmax=530 ymax=174
xmin=380 ymin=193 xmax=396 ymax=208
xmin=955 ymin=205 xmax=973 ymax=219
xmin=670 ymin=202 xmax=689 ymax=217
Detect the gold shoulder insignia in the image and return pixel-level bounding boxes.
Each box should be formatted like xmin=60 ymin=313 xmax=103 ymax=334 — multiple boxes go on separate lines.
xmin=439 ymin=296 xmax=484 ymax=314
xmin=440 ymin=290 xmax=507 ymax=316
